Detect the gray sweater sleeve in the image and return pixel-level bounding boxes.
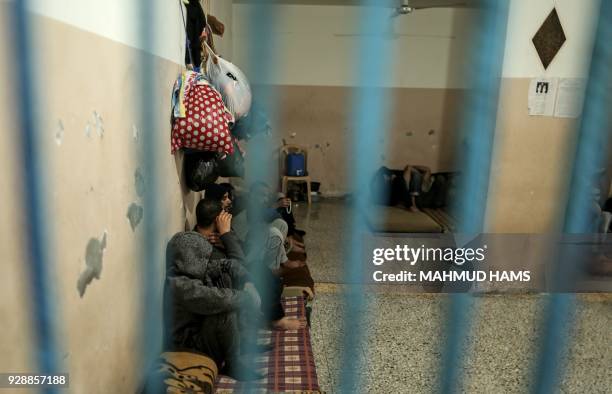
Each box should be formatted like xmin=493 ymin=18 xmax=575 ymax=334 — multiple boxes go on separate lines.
xmin=168 ymin=275 xmax=251 ymax=315
xmin=206 ymin=256 xmax=249 ymax=286
xmin=220 ymin=232 xmax=245 ymax=261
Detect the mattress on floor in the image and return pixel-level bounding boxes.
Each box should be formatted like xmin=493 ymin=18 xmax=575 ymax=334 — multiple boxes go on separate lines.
xmin=366 ymin=205 xmax=443 ymax=233
xmin=423 ymin=208 xmax=457 ymax=232
xmin=215 ymin=296 xmax=320 ymax=393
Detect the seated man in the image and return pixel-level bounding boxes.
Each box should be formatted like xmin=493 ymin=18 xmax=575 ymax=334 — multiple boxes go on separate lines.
xmin=402 ymin=165 xmax=432 ymax=212
xmin=163 ymin=200 xmax=262 ymax=380
xmin=196 ymin=197 xmax=306 ymax=330
xmin=206 ymin=182 xmax=305 ymax=271
xmin=370 ymin=165 xmax=434 ymax=212
xmin=248 ymin=182 xmax=306 ymax=256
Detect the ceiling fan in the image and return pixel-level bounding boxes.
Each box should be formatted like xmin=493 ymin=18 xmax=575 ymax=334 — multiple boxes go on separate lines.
xmin=335 ymin=0 xmax=476 ymax=39
xmin=390 ymin=0 xmax=475 ymax=16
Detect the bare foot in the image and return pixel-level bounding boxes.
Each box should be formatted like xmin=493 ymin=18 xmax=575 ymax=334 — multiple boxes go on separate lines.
xmin=283 ymin=260 xmax=305 ymax=269
xmin=273 ymin=317 xmax=307 ymax=330
xmin=409 ymin=205 xmax=420 ymax=213
xmin=291 ymin=244 xmax=306 ymax=253
xmin=288 ymin=236 xmax=305 ymax=248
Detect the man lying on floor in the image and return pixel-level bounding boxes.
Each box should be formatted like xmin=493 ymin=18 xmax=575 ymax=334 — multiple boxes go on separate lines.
xmin=195 ymin=198 xmax=306 ymax=330
xmin=163 ymin=200 xmax=264 ymax=381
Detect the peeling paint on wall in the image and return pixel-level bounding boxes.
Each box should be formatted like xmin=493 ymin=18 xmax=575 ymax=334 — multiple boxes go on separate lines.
xmin=93 ymin=111 xmax=104 ymax=138
xmin=77 ymin=231 xmax=108 ymax=297
xmin=55 ymin=120 xmax=64 ymax=145
xmin=126 ymin=203 xmax=143 ymax=231
xmin=134 ymin=168 xmax=145 ymax=197
xmin=132 ymin=124 xmax=139 ymax=141
xmin=84 ymin=122 xmax=92 ymax=138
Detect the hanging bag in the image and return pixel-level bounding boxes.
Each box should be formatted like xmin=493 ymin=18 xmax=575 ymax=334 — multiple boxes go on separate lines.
xmin=170 ymin=74 xmax=235 ymax=156
xmin=183 ymin=150 xmax=219 ymax=191
xmin=204 ymin=45 xmax=252 ymax=120
xmin=216 ymin=141 xmax=245 ymax=178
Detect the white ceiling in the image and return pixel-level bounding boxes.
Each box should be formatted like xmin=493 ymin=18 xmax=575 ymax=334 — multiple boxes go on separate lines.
xmin=233 ymin=0 xmax=483 ymax=8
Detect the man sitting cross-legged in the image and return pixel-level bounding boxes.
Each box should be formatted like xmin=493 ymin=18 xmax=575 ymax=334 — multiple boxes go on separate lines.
xmin=163 ymin=200 xmax=264 ymax=381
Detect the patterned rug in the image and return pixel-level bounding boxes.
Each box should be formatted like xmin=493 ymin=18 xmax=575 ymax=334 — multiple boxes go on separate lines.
xmin=215 ymin=296 xmax=320 ymax=393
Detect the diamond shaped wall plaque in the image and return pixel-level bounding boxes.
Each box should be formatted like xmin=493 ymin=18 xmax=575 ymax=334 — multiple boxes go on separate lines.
xmin=532 ymin=8 xmax=566 ymax=69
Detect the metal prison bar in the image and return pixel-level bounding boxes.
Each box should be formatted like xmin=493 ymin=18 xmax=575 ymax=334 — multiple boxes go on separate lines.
xmin=533 ymin=2 xmax=612 ymax=393
xmin=9 ymin=0 xmax=611 ymax=393
xmin=340 ymin=1 xmax=396 ymax=392
xmin=439 ymin=1 xmax=509 ymax=392
xmin=12 ymin=3 xmax=61 ymax=394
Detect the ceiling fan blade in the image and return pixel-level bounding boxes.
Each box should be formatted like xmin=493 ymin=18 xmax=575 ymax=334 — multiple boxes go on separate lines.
xmin=409 ymin=0 xmax=479 ymax=9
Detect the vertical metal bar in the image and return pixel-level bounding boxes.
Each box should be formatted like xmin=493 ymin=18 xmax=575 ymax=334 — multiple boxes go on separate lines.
xmin=440 ymin=1 xmax=508 ymax=393
xmin=339 ymin=2 xmax=394 ymax=392
xmin=243 ymin=3 xmax=278 ymax=186
xmin=11 ymin=0 xmax=60 ymax=389
xmin=137 ymin=0 xmax=163 ymax=375
xmin=532 ymin=2 xmax=612 ymax=392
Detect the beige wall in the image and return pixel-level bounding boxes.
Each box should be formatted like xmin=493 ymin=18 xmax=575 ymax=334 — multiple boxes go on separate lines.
xmin=485 ymin=0 xmax=600 ymax=233
xmin=274 ymin=85 xmax=463 ymax=194
xmin=230 ymin=3 xmax=475 ymax=194
xmin=0 ymin=6 xmax=190 ymax=392
xmin=485 ymin=79 xmax=578 ymax=233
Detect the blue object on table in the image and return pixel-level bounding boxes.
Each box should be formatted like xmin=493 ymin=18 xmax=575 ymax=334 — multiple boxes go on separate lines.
xmin=286 ymin=153 xmax=306 ymax=176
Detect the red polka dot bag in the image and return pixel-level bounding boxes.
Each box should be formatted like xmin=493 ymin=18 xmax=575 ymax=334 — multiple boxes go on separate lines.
xmin=171 ymin=77 xmax=235 ymax=155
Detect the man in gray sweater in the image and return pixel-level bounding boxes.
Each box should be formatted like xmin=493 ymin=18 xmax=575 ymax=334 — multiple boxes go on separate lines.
xmin=163 ymin=199 xmax=262 ymax=380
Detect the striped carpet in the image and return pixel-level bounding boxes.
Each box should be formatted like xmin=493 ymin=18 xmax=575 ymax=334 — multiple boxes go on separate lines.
xmin=215 ymin=296 xmax=320 ymax=393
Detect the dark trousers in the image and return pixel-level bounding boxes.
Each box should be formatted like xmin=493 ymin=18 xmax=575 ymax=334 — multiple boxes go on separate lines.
xmin=189 ymin=312 xmax=240 ymax=369
xmin=251 ymin=266 xmax=285 ymax=322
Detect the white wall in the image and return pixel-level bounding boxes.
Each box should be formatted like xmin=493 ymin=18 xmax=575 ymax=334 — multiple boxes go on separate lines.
xmin=208 ymin=0 xmax=233 ymax=59
xmin=28 ymin=0 xmax=186 ymax=63
xmin=502 ymin=0 xmax=600 ymax=78
xmin=232 ymin=3 xmax=477 ymax=88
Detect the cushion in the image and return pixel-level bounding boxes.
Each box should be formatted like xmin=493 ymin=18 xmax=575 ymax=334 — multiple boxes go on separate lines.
xmin=141 ymin=351 xmax=218 ymax=394
xmin=366 ymin=205 xmax=443 ymax=233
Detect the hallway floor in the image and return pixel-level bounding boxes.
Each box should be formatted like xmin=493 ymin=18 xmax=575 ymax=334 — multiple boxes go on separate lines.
xmin=293 ymin=199 xmax=612 ymax=393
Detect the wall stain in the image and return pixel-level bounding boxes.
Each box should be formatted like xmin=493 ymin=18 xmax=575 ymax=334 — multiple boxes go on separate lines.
xmin=84 ymin=122 xmax=92 ymax=138
xmin=127 ymin=203 xmax=144 ymax=231
xmin=93 ymin=111 xmax=104 ymax=138
xmin=77 ymin=231 xmax=107 ymax=297
xmin=132 ymin=124 xmax=139 ymax=141
xmin=55 ymin=120 xmax=64 ymax=145
xmin=428 ymin=129 xmax=435 ymax=135
xmin=135 ymin=168 xmax=145 ymax=197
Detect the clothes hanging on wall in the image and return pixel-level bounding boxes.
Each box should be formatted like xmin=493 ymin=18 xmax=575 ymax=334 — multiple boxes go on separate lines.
xmin=184 ymin=0 xmax=207 ymax=69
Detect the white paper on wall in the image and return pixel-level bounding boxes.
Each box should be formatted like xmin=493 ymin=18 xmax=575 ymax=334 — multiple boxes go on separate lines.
xmin=554 ymin=78 xmax=587 ymax=118
xmin=528 ymin=77 xmax=559 ymax=116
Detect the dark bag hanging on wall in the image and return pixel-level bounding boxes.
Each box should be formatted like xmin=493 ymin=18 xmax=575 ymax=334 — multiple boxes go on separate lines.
xmin=184 ymin=150 xmax=219 ymax=192
xmin=216 ymin=142 xmax=245 ymax=178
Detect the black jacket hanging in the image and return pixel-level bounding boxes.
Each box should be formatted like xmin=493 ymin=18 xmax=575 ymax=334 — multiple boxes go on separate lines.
xmin=184 ymin=0 xmax=206 ymax=67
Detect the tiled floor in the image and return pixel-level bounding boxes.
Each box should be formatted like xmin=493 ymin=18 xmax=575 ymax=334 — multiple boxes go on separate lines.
xmin=293 ymin=198 xmax=612 ymax=393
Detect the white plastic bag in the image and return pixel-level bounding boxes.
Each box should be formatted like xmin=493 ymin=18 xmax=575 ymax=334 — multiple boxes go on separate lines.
xmin=205 ymin=55 xmax=252 ymax=120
